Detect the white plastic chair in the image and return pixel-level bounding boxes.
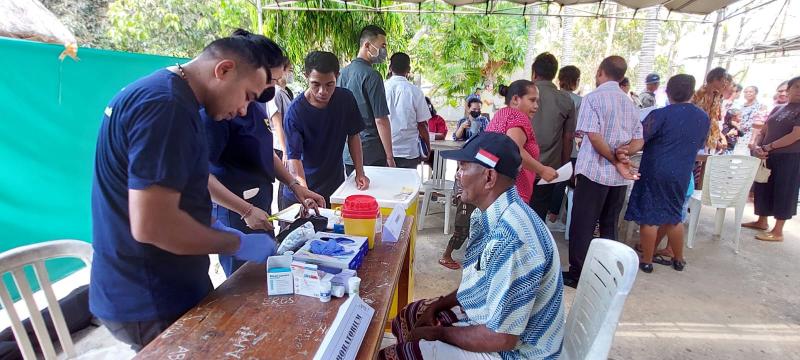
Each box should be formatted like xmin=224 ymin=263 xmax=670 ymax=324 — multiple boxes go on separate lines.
xmin=686 ymin=155 xmax=759 ymax=253
xmin=0 ymin=240 xmax=93 ymax=360
xmin=418 ymin=179 xmax=455 ymax=234
xmin=562 ymin=239 xmax=639 ymax=360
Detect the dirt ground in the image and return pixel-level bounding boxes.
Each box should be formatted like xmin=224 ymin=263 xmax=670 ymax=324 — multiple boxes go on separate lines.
xmin=413 ymin=200 xmax=800 ymax=360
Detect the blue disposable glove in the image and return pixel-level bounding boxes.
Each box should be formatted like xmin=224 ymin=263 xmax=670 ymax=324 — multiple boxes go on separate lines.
xmin=212 ymin=220 xmax=276 ymax=263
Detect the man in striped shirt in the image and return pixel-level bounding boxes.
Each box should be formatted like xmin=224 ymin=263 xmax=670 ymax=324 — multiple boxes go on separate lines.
xmin=564 ymin=56 xmax=643 ymax=288
xmin=379 ymin=133 xmax=565 ymax=360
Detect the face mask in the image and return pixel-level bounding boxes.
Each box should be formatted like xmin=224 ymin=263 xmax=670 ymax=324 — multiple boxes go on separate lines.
xmin=469 ymin=111 xmax=481 ymax=118
xmin=258 ymin=86 xmax=276 ymax=103
xmin=368 ymin=42 xmax=388 ymax=64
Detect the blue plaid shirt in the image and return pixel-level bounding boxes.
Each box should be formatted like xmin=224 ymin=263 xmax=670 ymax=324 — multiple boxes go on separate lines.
xmin=453 ymin=115 xmax=490 ymax=141
xmin=457 ymin=188 xmax=565 ymax=359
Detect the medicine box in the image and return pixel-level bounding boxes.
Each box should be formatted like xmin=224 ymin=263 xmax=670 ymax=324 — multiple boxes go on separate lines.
xmin=293 ymin=232 xmax=369 ymax=270
xmin=266 ymin=254 xmax=294 ymax=296
xmin=291 ymin=260 xmax=334 ymax=298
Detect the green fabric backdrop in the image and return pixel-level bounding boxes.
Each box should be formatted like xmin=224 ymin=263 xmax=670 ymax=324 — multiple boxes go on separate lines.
xmin=0 ymin=37 xmax=186 ymax=301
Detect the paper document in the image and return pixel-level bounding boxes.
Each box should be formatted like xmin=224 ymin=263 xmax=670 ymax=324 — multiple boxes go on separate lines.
xmin=313 ymin=295 xmax=374 ymax=360
xmin=537 ymin=163 xmax=573 ymax=185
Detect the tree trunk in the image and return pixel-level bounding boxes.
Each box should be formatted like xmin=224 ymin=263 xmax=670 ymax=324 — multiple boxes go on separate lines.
xmin=561 ymin=7 xmax=575 ymax=65
xmin=604 ymin=4 xmax=618 ymax=57
xmin=637 ymin=7 xmax=659 ymax=91
xmin=524 ymin=13 xmax=538 ymax=79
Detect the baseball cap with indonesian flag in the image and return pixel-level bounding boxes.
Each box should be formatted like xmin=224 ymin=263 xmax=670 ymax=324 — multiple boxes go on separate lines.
xmin=440 ymin=132 xmax=522 ymax=179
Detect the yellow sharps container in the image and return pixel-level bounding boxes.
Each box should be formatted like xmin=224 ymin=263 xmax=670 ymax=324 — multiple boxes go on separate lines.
xmin=330 ymin=166 xmax=420 ymax=324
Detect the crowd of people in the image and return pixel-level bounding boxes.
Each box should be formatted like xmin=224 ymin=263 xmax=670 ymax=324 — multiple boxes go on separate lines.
xmin=85 ymin=23 xmax=799 ymax=359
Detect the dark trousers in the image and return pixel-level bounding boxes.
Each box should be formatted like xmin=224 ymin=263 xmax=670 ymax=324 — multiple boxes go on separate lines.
xmin=567 ymin=175 xmax=627 ymax=279
xmin=530 ymin=181 xmax=569 ymax=221
xmin=346 ymin=156 xmax=388 ymax=176
xmin=394 ymin=157 xmax=421 ymax=169
xmin=100 ymin=318 xmax=175 ymax=352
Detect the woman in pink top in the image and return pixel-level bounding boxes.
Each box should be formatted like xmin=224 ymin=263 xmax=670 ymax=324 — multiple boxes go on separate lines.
xmin=487 ymin=80 xmax=558 ymax=203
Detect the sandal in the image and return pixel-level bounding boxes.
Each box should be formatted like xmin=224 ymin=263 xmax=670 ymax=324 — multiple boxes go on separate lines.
xmin=755 ymin=232 xmax=784 ymax=242
xmin=672 ymin=260 xmax=686 ymax=271
xmin=653 ymin=255 xmax=673 ymax=266
xmin=742 ymin=222 xmax=768 ymax=231
xmin=438 ymin=258 xmax=462 ymax=270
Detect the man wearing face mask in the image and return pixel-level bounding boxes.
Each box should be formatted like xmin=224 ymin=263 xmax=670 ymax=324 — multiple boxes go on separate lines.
xmin=90 ymin=29 xmax=302 ymax=351
xmin=267 ymin=59 xmax=295 ymax=165
xmin=203 ymin=57 xmax=326 ymax=277
xmin=338 ymin=25 xmax=395 ymax=171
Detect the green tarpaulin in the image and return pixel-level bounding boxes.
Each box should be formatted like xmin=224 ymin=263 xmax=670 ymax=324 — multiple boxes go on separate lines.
xmin=0 ymin=37 xmax=186 ymax=300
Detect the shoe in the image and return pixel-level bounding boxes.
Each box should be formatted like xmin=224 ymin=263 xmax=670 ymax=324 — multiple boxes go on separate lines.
xmin=639 ymin=263 xmax=653 ymax=273
xmin=546 ymin=220 xmax=566 ymax=233
xmin=562 ymin=272 xmax=579 ymax=288
xmin=672 ymin=260 xmax=686 ymax=271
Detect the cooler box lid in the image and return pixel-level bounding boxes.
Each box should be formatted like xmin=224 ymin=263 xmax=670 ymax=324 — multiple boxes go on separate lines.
xmin=331 ymin=166 xmax=421 ymax=209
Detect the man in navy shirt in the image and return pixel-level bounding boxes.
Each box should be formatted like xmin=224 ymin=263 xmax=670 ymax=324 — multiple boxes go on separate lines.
xmin=281 ymin=51 xmax=369 ymax=208
xmin=205 ymin=99 xmax=326 ymax=277
xmin=91 ymin=30 xmax=285 ymax=351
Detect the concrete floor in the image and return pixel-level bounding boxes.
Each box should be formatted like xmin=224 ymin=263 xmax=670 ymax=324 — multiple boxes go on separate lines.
xmin=59 ymin=198 xmax=800 ymax=359
xmin=414 ymin=200 xmax=800 ymax=360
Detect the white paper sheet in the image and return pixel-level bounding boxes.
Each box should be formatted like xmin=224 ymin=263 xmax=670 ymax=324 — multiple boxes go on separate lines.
xmin=537 ymin=162 xmax=574 ymax=185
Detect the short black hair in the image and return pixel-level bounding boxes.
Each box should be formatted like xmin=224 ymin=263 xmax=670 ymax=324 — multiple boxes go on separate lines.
xmin=706 ymin=67 xmax=728 ymax=83
xmin=598 ymin=56 xmax=627 ymax=81
xmin=467 ymin=97 xmax=482 ymax=107
xmin=777 ymin=81 xmax=789 ymax=89
xmin=359 ymin=25 xmax=386 ymax=45
xmin=745 ymin=85 xmax=759 ymax=94
xmin=389 ymin=52 xmax=411 ymax=74
xmin=786 ymin=76 xmax=800 ymax=89
xmin=201 ymin=29 xmax=287 ymax=78
xmin=666 ymin=74 xmax=696 ymax=103
xmin=734 ymin=83 xmax=743 ymax=92
xmin=532 ymin=52 xmax=558 ymax=81
xmin=304 ymin=51 xmax=339 ymax=75
xmin=619 ymin=77 xmax=630 ymax=87
xmin=499 ymin=80 xmax=536 ymax=105
xmin=425 ymin=97 xmax=437 ymax=116
xmin=558 ymin=65 xmax=581 ymax=90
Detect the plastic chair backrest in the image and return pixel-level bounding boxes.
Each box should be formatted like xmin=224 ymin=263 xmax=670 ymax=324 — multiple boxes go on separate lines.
xmin=702 ymin=155 xmax=759 ymax=208
xmin=562 ymin=239 xmax=639 ymax=360
xmin=0 ymin=240 xmax=92 ymax=360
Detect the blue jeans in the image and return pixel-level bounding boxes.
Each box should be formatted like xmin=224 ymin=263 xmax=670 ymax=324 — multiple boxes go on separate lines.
xmin=213 ymin=204 xmax=272 ymax=277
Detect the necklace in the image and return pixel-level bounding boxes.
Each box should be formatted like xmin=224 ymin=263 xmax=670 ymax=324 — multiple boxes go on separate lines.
xmin=175 ymin=63 xmax=187 ymax=79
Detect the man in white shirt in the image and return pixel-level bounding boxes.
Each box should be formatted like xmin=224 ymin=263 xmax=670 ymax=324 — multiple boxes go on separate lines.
xmin=385 ymin=52 xmax=431 ymax=169
xmin=266 ymin=60 xmax=293 ymax=162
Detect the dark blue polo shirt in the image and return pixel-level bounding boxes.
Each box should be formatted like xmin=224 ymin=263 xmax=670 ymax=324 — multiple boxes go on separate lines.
xmin=283 ymin=88 xmax=364 ymax=200
xmin=203 ymin=102 xmax=275 ymax=215
xmin=90 ymin=69 xmax=213 ymax=322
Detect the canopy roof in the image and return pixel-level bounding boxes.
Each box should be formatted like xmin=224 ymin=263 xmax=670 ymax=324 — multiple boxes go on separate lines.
xmin=261 ymin=0 xmax=745 ymax=19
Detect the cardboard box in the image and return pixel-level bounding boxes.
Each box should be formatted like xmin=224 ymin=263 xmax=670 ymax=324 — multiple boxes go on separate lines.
xmin=293 ymin=233 xmax=369 ymax=270
xmin=291 ymin=260 xmax=334 ymax=298
xmin=267 ymin=254 xmax=294 ymax=296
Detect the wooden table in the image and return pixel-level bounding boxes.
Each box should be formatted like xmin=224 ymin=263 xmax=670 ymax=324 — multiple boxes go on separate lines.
xmin=429 ymin=140 xmax=463 ymax=180
xmin=136 ymin=217 xmax=413 ymax=360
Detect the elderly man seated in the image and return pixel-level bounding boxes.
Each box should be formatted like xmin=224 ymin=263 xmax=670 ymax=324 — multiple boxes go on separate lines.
xmin=379 ymin=132 xmax=565 ymax=360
